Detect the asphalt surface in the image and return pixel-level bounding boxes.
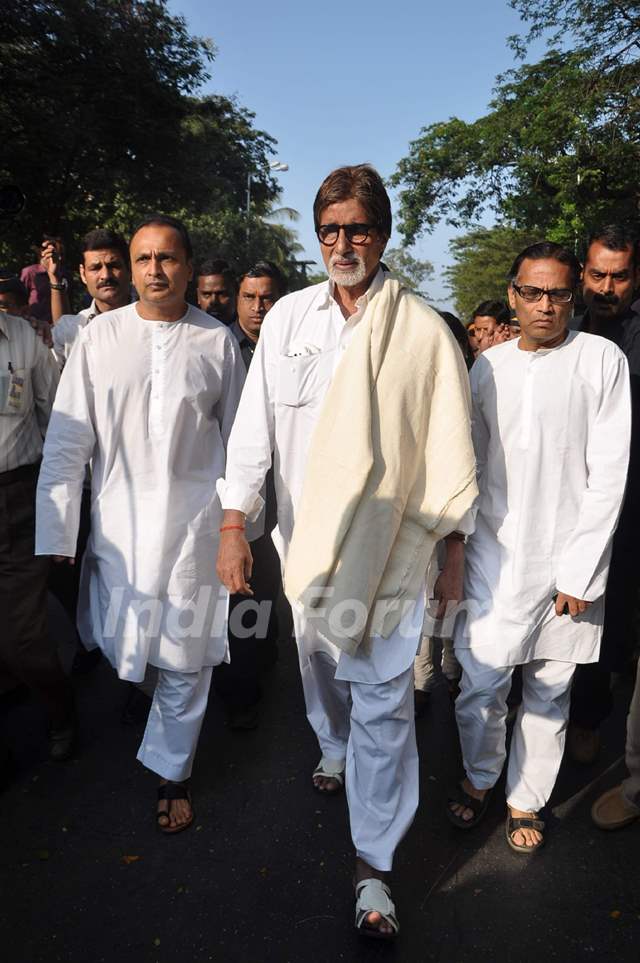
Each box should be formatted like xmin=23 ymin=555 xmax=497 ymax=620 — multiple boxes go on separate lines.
xmin=1 ymin=598 xmax=639 ymax=963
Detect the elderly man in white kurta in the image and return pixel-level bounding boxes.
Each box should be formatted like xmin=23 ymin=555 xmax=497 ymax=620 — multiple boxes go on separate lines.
xmin=449 ymin=241 xmax=631 ymax=854
xmin=36 ymin=215 xmax=244 ymax=833
xmin=216 ymin=166 xmax=477 ymax=939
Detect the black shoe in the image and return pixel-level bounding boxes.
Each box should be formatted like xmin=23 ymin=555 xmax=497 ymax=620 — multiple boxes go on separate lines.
xmin=120 ymin=683 xmax=152 ymax=726
xmin=72 ymin=646 xmax=102 ymax=676
xmin=49 ymin=723 xmax=76 ymax=762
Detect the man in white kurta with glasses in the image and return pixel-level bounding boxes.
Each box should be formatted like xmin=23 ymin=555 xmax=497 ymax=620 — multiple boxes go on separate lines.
xmin=448 ymin=241 xmax=631 ymax=854
xmin=36 ymin=214 xmax=245 ymax=834
xmin=217 ymin=165 xmax=477 ymax=938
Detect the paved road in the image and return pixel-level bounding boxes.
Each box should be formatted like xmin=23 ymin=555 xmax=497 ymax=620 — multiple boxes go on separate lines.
xmin=1 ymin=602 xmax=638 ymax=962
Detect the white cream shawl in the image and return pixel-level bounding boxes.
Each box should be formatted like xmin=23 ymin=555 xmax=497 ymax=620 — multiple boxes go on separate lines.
xmin=283 ymin=274 xmax=477 ymax=655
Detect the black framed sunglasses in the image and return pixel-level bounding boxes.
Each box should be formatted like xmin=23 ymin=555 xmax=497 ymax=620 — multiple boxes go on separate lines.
xmin=512 ymin=283 xmax=574 ymax=304
xmin=317 ymin=222 xmax=375 ymax=246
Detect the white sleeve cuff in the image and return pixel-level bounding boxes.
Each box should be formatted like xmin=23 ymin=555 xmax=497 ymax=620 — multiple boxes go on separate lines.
xmin=216 ymin=478 xmax=265 ymax=522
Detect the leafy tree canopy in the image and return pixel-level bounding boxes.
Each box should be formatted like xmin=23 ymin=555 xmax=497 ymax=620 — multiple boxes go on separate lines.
xmin=391 ymin=0 xmax=640 ymax=247
xmin=0 ymin=1 xmax=305 ymax=286
xmin=444 ymin=225 xmax=538 ymax=320
xmin=383 ymin=247 xmax=434 ymax=297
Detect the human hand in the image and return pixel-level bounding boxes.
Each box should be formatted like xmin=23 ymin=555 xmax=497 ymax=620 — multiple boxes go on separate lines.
xmin=216 ymin=531 xmax=254 ymax=595
xmin=52 ymin=555 xmax=75 ymax=565
xmin=41 ymin=241 xmax=63 ymax=282
xmin=433 ymin=539 xmax=464 ymax=619
xmin=493 ymin=323 xmax=510 ymax=344
xmin=555 ymin=592 xmax=591 ymax=617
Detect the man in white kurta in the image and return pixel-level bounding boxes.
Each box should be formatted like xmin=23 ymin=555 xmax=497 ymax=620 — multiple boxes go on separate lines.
xmin=36 ymin=215 xmax=245 ymax=832
xmin=216 ymin=166 xmax=476 ymax=938
xmin=451 ymin=242 xmax=631 ymax=852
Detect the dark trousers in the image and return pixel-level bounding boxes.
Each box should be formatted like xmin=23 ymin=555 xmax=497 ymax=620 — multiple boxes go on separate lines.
xmin=212 ymin=529 xmax=292 ymax=710
xmin=570 ymin=528 xmax=637 ymax=730
xmin=48 ymin=487 xmax=91 ymax=635
xmin=0 ymin=465 xmax=73 ymax=727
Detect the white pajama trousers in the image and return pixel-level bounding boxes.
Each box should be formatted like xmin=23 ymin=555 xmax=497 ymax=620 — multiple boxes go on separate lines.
xmin=300 ymin=649 xmax=418 ymax=872
xmin=455 ymin=649 xmax=576 ymax=813
xmin=137 ymin=666 xmax=213 ymax=782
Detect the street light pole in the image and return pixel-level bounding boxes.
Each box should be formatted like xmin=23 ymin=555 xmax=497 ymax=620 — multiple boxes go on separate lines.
xmin=246 ymin=161 xmax=289 ymax=247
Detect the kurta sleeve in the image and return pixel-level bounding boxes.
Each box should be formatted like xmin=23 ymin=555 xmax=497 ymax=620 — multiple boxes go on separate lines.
xmin=469 ymin=359 xmax=491 ymax=488
xmin=35 ymin=330 xmax=96 ymax=558
xmin=31 ymin=337 xmax=60 ymax=437
xmin=214 ymin=330 xmax=246 ymax=447
xmin=216 ymin=309 xmax=279 ymax=520
xmin=555 ymin=347 xmax=631 ymax=601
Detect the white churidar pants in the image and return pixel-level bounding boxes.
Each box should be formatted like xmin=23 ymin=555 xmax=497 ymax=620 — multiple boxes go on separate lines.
xmin=299 ymin=649 xmax=418 ymax=872
xmin=137 ymin=666 xmax=213 ymax=782
xmin=455 ymin=648 xmax=576 ymax=813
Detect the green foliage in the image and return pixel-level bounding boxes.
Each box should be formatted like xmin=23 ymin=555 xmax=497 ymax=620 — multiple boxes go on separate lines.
xmin=0 ymin=0 xmax=303 ymax=284
xmin=444 ymin=225 xmax=538 ymax=319
xmin=391 ymin=1 xmax=640 ymax=247
xmin=383 ymin=248 xmax=433 ymax=296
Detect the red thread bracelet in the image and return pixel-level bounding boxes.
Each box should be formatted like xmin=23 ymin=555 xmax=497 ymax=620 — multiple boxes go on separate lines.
xmin=220 ymin=525 xmax=245 ymax=533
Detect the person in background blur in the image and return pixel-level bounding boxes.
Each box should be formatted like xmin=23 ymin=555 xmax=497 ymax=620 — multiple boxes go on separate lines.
xmin=0 ymin=297 xmax=75 ymax=762
xmin=52 ymin=228 xmax=131 ymax=367
xmin=195 ymin=258 xmax=237 ymax=326
xmin=471 ymin=299 xmax=510 ymax=353
xmin=213 ymin=260 xmax=291 ymax=730
xmin=466 ymin=321 xmax=479 ymax=358
xmin=20 ymin=236 xmax=72 ymax=324
xmin=568 ymin=224 xmax=640 ymax=764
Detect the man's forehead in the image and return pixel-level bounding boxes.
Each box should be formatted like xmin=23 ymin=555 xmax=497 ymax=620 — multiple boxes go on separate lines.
xmin=198 ymin=274 xmax=229 ymax=290
xmin=319 ymin=197 xmax=369 ymax=223
xmin=516 ymin=257 xmax=573 ymax=284
xmin=240 ymin=276 xmax=276 ymax=293
xmin=130 ymin=225 xmax=184 ymax=253
xmin=474 ymin=315 xmax=496 ymax=328
xmin=585 ymin=241 xmax=634 ymax=271
xmin=83 ymin=248 xmax=126 ymax=265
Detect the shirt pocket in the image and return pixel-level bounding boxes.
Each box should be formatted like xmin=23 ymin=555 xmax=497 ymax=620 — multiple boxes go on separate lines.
xmin=0 ymin=368 xmax=32 ymax=416
xmin=276 ymin=352 xmax=332 ymax=408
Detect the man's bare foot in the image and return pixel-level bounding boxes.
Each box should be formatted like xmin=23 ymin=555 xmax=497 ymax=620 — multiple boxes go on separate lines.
xmin=312 ymin=758 xmax=344 ymax=794
xmin=449 ymin=777 xmax=487 ymax=822
xmin=355 ymin=857 xmax=395 ymax=937
xmin=312 ymin=774 xmax=342 ymax=793
xmin=157 ymin=780 xmax=193 ymax=832
xmin=508 ymin=806 xmax=543 ymax=848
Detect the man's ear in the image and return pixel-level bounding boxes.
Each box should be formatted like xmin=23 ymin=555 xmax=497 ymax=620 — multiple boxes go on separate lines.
xmin=79 ymin=262 xmax=87 ymax=286
xmin=187 ymin=260 xmax=194 ymax=283
xmin=507 ymin=283 xmax=516 ymax=312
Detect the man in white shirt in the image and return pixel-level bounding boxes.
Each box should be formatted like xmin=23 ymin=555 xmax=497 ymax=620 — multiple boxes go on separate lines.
xmin=36 ymin=214 xmax=245 ymax=833
xmin=449 ymin=242 xmax=631 ymax=853
xmin=216 ymin=165 xmax=476 ymax=938
xmin=0 ymin=305 xmax=75 ymax=761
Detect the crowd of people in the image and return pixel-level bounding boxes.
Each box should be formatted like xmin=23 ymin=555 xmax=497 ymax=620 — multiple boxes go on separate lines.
xmin=0 ymin=164 xmax=638 ymax=941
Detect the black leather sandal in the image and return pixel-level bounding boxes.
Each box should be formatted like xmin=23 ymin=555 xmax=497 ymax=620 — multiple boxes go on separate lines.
xmin=446 ymin=783 xmax=492 ymax=829
xmin=156 ymin=780 xmax=194 ymax=835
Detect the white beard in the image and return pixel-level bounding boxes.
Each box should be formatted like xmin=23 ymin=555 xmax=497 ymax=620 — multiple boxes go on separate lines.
xmin=328 ymin=254 xmax=367 ymax=287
